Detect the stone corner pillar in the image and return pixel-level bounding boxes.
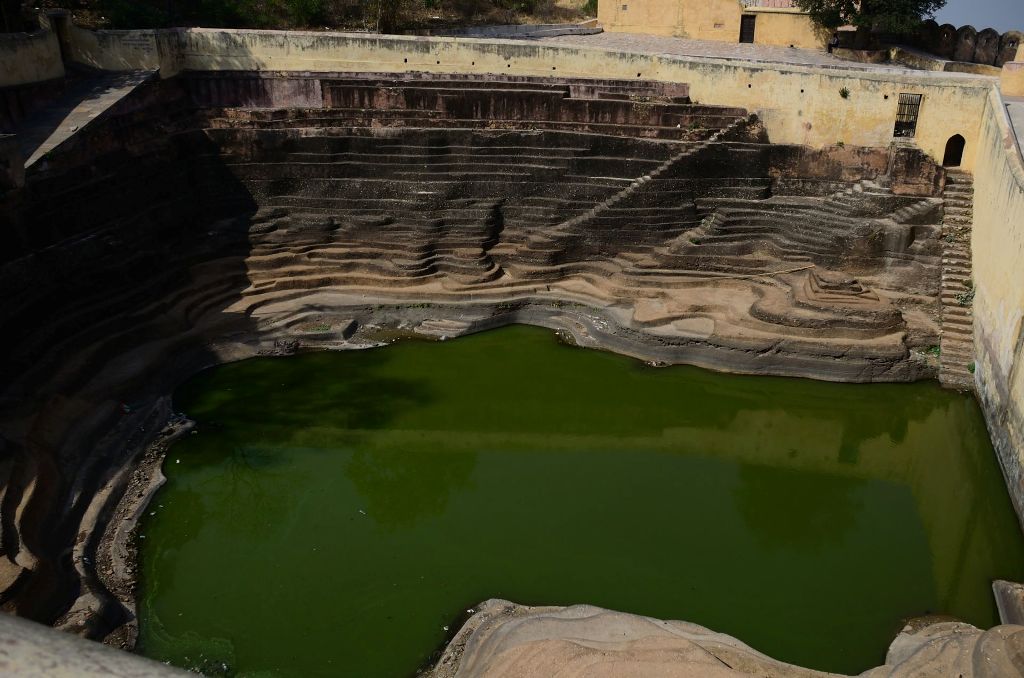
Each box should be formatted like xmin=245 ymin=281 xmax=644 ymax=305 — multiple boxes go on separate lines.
xmin=1001 ymin=61 xmax=1024 ymax=98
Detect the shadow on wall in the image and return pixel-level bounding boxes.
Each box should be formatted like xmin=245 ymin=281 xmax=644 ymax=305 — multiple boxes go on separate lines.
xmin=0 ymin=74 xmax=262 ymax=641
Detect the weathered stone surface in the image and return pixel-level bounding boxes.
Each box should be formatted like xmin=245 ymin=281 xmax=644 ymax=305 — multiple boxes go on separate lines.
xmin=870 ymin=620 xmax=1024 ymax=677
xmin=954 ymin=26 xmax=978 ymax=63
xmin=998 ymin=32 xmax=1024 ymax=68
xmin=430 ymin=600 xmax=1024 ymax=678
xmin=994 ymin=580 xmax=1024 ymax=625
xmin=0 ymin=612 xmax=189 ymax=677
xmin=973 ymin=28 xmax=1001 ymax=67
xmin=936 ymin=24 xmax=958 ymax=59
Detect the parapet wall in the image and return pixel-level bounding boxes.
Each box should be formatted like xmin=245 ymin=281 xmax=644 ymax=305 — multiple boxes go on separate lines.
xmin=972 ymin=89 xmax=1024 ymax=525
xmin=61 ymin=23 xmax=183 ymax=76
xmin=0 ymin=19 xmax=64 ymax=88
xmin=36 ymin=26 xmax=995 ymax=170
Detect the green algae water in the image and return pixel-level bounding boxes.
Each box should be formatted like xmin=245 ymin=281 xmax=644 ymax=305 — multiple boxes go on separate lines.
xmin=136 ymin=325 xmax=1024 ymax=677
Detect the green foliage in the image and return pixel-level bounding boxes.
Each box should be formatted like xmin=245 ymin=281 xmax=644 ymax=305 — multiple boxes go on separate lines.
xmin=956 ymin=286 xmax=975 ymax=307
xmin=794 ymin=0 xmax=947 ymax=33
xmin=101 ymin=0 xmax=332 ymax=29
xmin=583 ymin=0 xmax=597 ymax=15
xmin=99 ymin=0 xmax=169 ymax=28
xmin=839 ymin=87 xmax=850 ymax=98
xmin=968 ymin=361 xmax=976 ymax=374
xmin=67 ymin=0 xmax=590 ymax=32
xmin=957 ymin=279 xmax=976 ymax=307
xmin=925 ymin=345 xmax=940 ymax=357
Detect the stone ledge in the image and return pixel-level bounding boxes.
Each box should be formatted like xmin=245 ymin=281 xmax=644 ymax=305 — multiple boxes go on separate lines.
xmin=429 ymin=599 xmax=1024 ymax=677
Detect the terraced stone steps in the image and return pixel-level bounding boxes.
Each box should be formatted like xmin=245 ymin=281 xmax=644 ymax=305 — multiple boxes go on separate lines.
xmin=203 ymin=108 xmax=745 ymax=141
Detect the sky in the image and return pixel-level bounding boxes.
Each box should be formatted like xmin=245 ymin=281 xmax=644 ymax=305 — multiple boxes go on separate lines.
xmin=932 ymin=0 xmax=1022 ymax=33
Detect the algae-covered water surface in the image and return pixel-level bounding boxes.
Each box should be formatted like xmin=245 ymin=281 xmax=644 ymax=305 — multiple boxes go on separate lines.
xmin=136 ymin=325 xmax=1024 ymax=676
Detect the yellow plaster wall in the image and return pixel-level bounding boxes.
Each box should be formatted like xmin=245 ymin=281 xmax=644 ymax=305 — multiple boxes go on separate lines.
xmin=597 ymin=0 xmax=683 ymax=36
xmin=0 ymin=26 xmax=64 ymax=88
xmin=971 ymin=89 xmax=1024 ymax=523
xmin=1002 ymin=61 xmax=1024 ymax=97
xmin=679 ymin=0 xmax=742 ymax=42
xmin=598 ymin=0 xmax=823 ymax=49
xmin=744 ymin=9 xmax=825 ymax=49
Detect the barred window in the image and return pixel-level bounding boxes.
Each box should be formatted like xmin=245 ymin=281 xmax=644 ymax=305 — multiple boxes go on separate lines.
xmin=894 ymin=93 xmax=923 ymax=138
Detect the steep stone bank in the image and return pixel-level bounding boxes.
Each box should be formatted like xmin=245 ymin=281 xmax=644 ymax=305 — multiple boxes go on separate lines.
xmin=429 ymin=600 xmax=1024 ymax=677
xmin=0 ymin=72 xmax=951 ymax=648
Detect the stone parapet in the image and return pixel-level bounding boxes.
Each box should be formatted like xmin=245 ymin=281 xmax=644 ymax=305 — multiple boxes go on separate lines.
xmin=0 ymin=15 xmax=64 ymax=88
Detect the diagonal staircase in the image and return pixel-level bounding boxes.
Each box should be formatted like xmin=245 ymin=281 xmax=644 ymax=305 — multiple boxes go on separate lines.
xmin=545 ymin=116 xmax=753 ymax=236
xmin=939 ymin=169 xmax=976 ymax=390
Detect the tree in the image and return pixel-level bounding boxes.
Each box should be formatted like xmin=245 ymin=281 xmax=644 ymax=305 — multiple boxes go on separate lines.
xmin=1 ymin=0 xmax=24 ymax=32
xmin=795 ymin=0 xmax=947 ymax=34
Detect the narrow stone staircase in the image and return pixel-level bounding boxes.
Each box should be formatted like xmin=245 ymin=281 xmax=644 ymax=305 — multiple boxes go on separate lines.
xmin=939 ymin=169 xmax=976 ymax=390
xmin=550 ymin=116 xmax=752 ymax=234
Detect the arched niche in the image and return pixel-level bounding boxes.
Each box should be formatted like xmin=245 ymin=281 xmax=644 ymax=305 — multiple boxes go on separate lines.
xmin=943 ymin=134 xmax=966 ymax=167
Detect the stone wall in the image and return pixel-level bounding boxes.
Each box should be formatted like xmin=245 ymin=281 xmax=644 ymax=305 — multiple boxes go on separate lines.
xmin=972 ymin=88 xmax=1024 ymax=526
xmin=0 ymin=18 xmax=64 ymax=88
xmin=59 ymin=22 xmax=183 ymax=76
xmin=43 ymin=26 xmax=994 ymax=170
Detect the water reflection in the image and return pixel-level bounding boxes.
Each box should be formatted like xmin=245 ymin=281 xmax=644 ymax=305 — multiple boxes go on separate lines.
xmin=345 ymin=445 xmax=477 ymax=529
xmin=736 ymin=466 xmax=865 ymax=552
xmin=179 ymin=348 xmax=434 ymax=438
xmin=137 ymin=325 xmax=1024 ymax=678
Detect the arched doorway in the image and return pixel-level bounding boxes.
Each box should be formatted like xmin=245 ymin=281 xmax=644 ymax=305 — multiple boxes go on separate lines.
xmin=943 ymin=134 xmax=966 ymax=167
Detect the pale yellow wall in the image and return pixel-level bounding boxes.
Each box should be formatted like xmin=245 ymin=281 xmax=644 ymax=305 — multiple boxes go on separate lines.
xmin=1003 ymin=61 xmax=1024 ymax=97
xmin=971 ymin=88 xmax=1024 ymax=523
xmin=744 ymin=9 xmax=825 ymax=49
xmin=598 ymin=0 xmax=683 ymax=36
xmin=679 ymin=0 xmax=742 ymax=42
xmin=598 ymin=0 xmax=823 ymax=49
xmin=0 ymin=25 xmax=64 ymax=87
xmin=595 ymin=0 xmax=743 ymax=39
